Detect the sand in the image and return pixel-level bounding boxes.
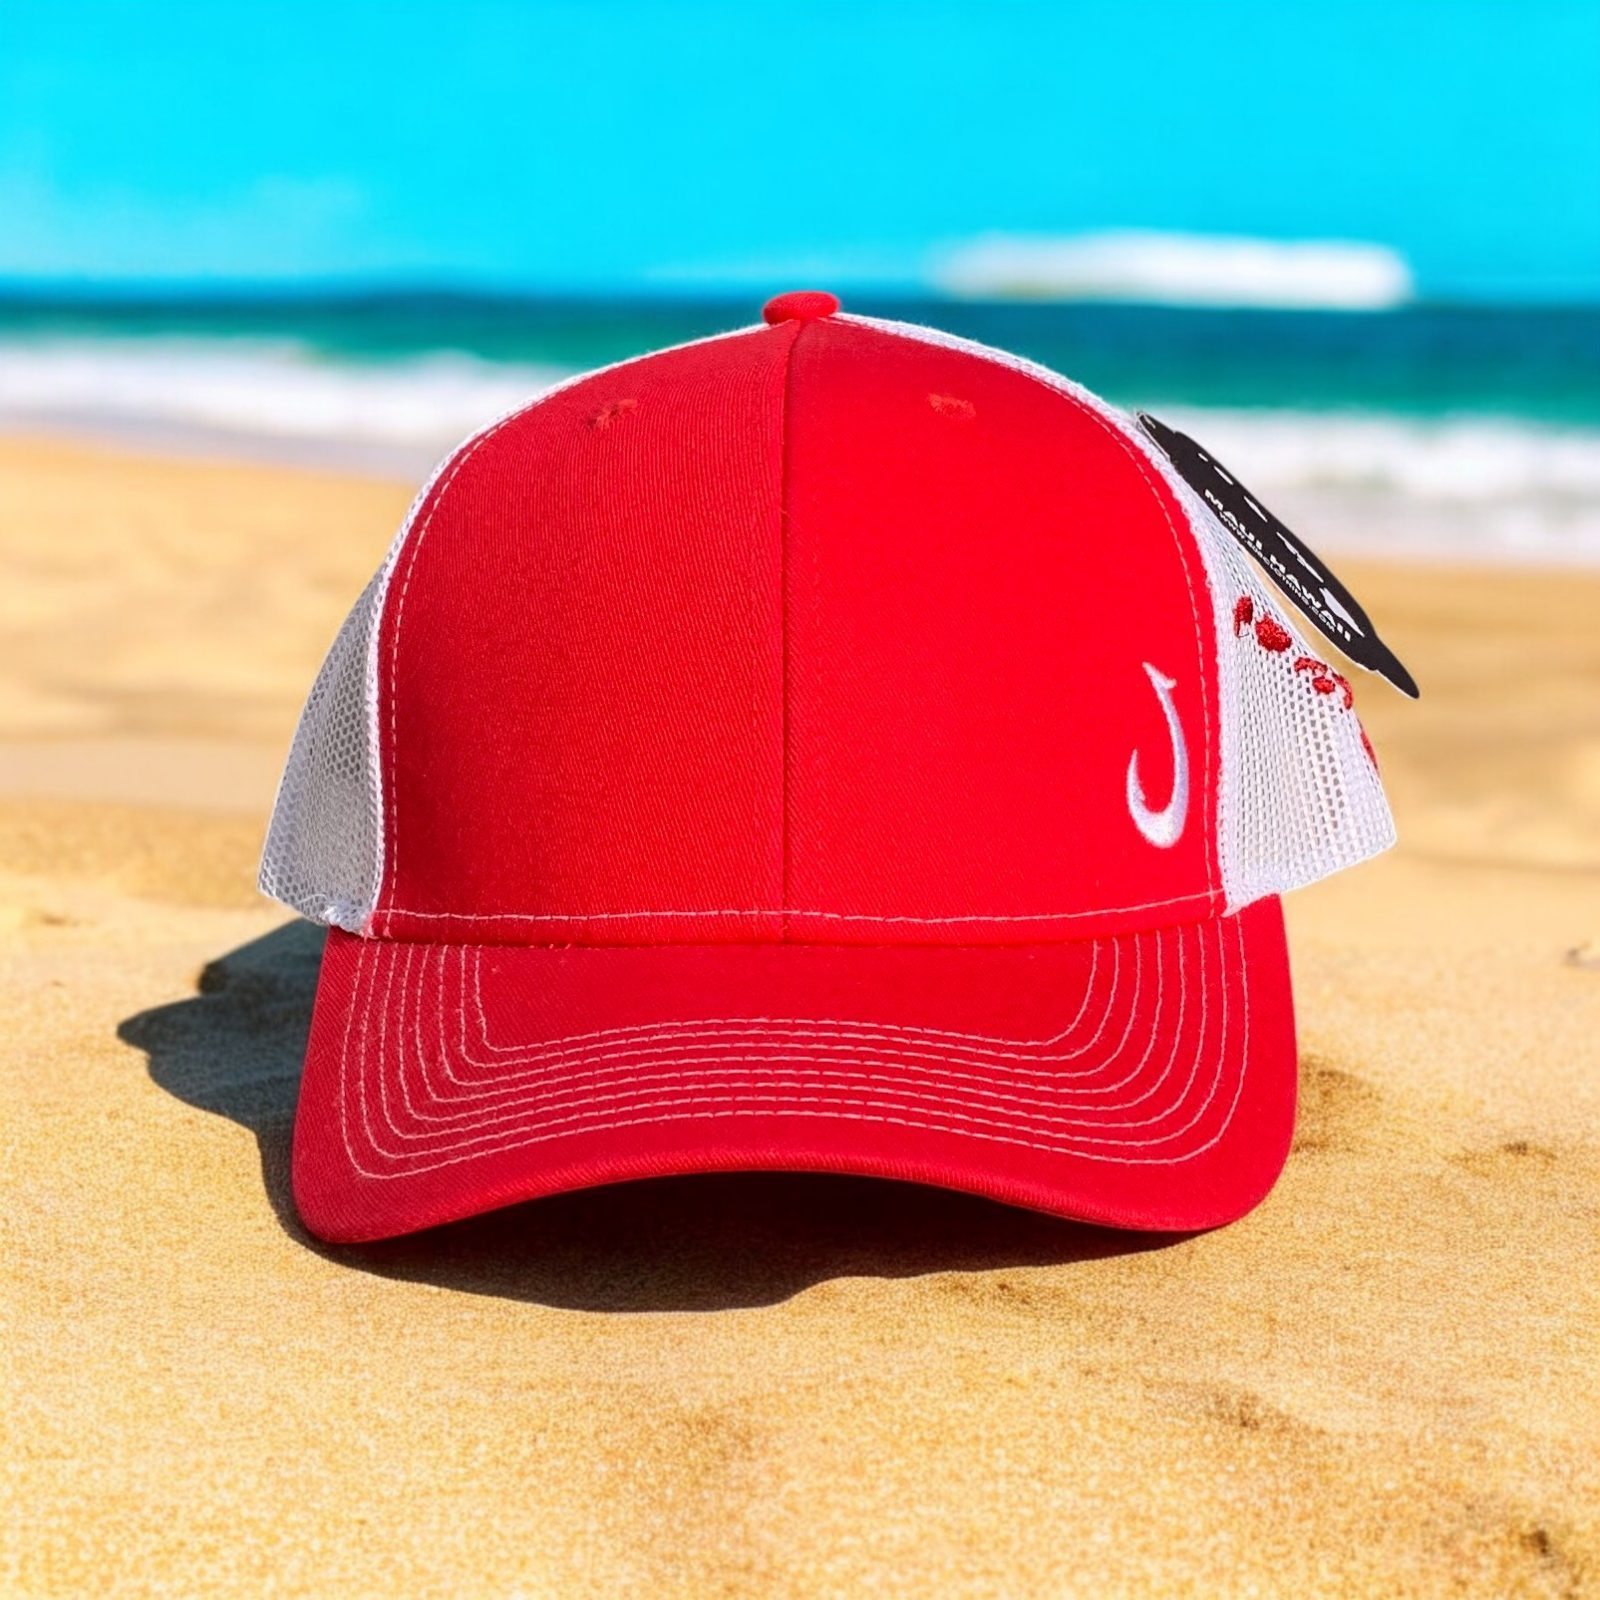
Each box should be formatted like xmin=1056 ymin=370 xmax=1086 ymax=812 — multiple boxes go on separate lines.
xmin=2 ymin=434 xmax=1597 ymax=1598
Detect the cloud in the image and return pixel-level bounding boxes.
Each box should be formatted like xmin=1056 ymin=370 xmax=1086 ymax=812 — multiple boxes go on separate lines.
xmin=930 ymin=231 xmax=1414 ymax=310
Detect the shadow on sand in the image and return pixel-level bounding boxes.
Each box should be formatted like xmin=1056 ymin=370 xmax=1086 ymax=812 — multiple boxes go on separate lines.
xmin=120 ymin=920 xmax=1172 ymax=1312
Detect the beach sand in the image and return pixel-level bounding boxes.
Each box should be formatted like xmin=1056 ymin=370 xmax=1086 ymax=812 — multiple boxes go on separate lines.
xmin=3 ymin=435 xmax=1597 ymax=1597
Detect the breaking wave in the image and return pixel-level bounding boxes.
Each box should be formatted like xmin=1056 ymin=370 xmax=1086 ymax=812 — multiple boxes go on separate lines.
xmin=2 ymin=335 xmax=1595 ymax=563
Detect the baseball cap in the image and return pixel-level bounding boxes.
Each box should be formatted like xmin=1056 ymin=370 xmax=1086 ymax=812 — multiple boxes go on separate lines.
xmin=260 ymin=290 xmax=1395 ymax=1244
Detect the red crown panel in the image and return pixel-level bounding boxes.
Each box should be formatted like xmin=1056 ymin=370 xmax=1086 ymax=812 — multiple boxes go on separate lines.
xmin=373 ymin=318 xmax=1221 ymax=945
xmin=375 ymin=327 xmax=795 ymax=942
xmin=782 ymin=320 xmax=1220 ymax=940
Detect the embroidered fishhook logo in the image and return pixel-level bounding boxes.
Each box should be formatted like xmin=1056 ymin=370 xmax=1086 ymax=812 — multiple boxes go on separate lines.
xmin=1126 ymin=663 xmax=1189 ymax=849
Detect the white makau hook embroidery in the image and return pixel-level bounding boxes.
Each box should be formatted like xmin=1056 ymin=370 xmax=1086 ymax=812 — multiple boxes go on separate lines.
xmin=1126 ymin=663 xmax=1189 ymax=849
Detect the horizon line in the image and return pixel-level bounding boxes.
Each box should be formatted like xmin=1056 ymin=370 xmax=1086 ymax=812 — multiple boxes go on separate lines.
xmin=0 ymin=275 xmax=1597 ymax=315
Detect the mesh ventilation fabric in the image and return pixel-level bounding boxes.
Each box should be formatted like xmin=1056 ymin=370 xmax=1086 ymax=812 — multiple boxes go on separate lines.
xmin=257 ymin=568 xmax=388 ymax=930
xmin=1171 ymin=471 xmax=1396 ymax=909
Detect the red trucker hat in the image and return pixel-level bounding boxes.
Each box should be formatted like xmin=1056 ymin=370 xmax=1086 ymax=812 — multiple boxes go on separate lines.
xmin=260 ymin=291 xmax=1394 ymax=1243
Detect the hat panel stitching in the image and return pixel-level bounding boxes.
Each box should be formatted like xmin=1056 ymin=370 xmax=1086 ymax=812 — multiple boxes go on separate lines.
xmin=466 ymin=941 xmax=1109 ymax=1058
xmin=344 ymin=914 xmax=1230 ymax=1170
xmin=372 ymin=887 xmax=1219 ymax=929
xmin=384 ymin=938 xmax=1162 ymax=1130
xmin=397 ymin=936 xmax=1148 ymax=1117
xmin=420 ymin=933 xmax=1176 ymax=1120
xmin=332 ymin=912 xmax=1246 ymax=1178
xmin=377 ymin=923 xmax=1170 ymax=1150
xmin=381 ymin=417 xmax=518 ymax=914
xmin=455 ymin=944 xmax=1140 ymax=1083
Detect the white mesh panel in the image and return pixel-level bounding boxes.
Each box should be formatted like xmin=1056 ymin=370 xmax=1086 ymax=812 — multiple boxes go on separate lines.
xmin=258 ymin=568 xmax=388 ymax=929
xmin=1171 ymin=470 xmax=1396 ymax=907
xmin=844 ymin=314 xmax=1396 ymax=911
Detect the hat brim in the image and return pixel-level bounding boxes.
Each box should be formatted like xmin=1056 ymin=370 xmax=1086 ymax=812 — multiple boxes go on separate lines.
xmin=291 ymin=897 xmax=1295 ymax=1243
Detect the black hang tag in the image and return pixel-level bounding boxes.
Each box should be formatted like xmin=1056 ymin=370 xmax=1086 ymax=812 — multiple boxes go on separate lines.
xmin=1137 ymin=411 xmax=1419 ymax=699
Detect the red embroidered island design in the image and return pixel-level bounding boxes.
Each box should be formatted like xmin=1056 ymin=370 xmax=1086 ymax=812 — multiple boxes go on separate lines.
xmin=1233 ymin=595 xmax=1376 ymax=768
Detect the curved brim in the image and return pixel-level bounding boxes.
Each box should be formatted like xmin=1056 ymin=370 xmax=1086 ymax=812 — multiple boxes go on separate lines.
xmin=291 ymin=897 xmax=1295 ymax=1243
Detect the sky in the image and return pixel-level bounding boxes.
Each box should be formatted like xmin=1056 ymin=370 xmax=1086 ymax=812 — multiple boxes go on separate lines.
xmin=2 ymin=0 xmax=1597 ymax=301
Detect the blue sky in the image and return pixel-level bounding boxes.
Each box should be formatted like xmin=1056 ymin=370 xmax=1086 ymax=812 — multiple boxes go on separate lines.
xmin=3 ymin=0 xmax=1597 ymax=300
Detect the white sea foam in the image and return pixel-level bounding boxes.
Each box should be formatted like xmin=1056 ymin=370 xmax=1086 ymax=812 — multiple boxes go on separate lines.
xmin=1 ymin=336 xmax=1595 ymax=563
xmin=0 ymin=336 xmax=567 ymax=476
xmin=933 ymin=231 xmax=1414 ymax=310
xmin=1153 ymin=405 xmax=1600 ymax=565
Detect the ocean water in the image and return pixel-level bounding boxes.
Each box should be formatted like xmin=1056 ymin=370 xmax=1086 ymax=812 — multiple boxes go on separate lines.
xmin=2 ymin=291 xmax=1597 ymax=564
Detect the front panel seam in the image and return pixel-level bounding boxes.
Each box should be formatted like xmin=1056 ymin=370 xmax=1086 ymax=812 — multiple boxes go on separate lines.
xmin=776 ymin=321 xmax=806 ymax=941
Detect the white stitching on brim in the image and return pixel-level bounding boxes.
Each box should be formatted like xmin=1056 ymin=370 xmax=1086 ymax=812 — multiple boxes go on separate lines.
xmin=327 ymin=913 xmax=1250 ymax=1180
xmin=401 ymin=935 xmax=1151 ymax=1117
xmin=349 ymin=917 xmax=1233 ymax=1169
xmin=397 ymin=933 xmax=1186 ymax=1136
xmin=369 ymin=936 xmax=1152 ymax=1133
xmin=468 ymin=940 xmax=1113 ymax=1061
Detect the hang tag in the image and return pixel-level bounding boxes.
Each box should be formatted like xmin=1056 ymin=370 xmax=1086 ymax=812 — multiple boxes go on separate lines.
xmin=1137 ymin=412 xmax=1418 ymax=698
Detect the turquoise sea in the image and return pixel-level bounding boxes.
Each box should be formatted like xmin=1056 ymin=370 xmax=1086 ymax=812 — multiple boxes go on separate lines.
xmin=2 ymin=290 xmax=1597 ymax=563
xmin=5 ymin=290 xmax=1598 ymax=420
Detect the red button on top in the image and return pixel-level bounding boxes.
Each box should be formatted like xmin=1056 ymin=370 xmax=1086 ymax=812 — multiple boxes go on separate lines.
xmin=762 ymin=290 xmax=841 ymax=325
